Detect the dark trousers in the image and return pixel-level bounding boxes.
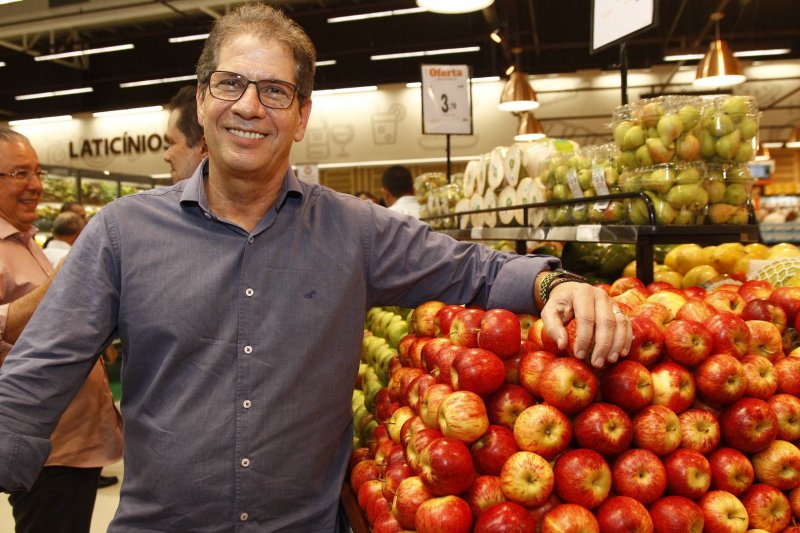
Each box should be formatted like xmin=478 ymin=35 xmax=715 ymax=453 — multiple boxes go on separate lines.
xmin=8 ymin=465 xmax=102 ymax=533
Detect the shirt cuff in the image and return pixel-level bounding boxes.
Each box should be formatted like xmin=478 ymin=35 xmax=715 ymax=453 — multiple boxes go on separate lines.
xmin=0 ymin=430 xmax=52 ymax=492
xmin=487 ymin=255 xmax=561 ymax=313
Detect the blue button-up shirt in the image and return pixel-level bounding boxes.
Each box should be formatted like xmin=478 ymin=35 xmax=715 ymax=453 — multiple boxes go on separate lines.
xmin=0 ymin=164 xmax=558 ymax=531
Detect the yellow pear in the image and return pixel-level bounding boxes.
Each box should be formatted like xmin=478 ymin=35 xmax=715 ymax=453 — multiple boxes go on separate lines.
xmin=769 ymin=243 xmax=800 ymax=259
xmin=664 ymin=244 xmax=708 ymax=275
xmin=682 ymin=265 xmax=720 ymax=288
xmin=744 ymin=243 xmax=770 ymax=259
xmin=710 ymin=242 xmax=746 ymax=275
xmin=654 ymin=269 xmax=684 ymax=289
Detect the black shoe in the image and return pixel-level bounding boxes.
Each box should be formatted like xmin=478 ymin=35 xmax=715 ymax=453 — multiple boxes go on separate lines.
xmin=98 ymin=475 xmax=119 ymax=488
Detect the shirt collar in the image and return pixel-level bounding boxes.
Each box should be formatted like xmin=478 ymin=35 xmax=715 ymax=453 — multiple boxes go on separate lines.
xmin=0 ymin=216 xmax=37 ymax=242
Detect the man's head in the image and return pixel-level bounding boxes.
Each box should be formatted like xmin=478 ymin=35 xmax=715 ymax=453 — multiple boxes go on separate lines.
xmin=0 ymin=127 xmax=43 ymax=232
xmin=60 ymin=201 xmax=86 ymax=221
xmin=164 ymin=85 xmax=207 ymax=184
xmin=381 ymin=165 xmax=414 ymax=207
xmin=51 ymin=211 xmax=85 ymax=245
xmin=194 ymin=4 xmax=315 ymax=182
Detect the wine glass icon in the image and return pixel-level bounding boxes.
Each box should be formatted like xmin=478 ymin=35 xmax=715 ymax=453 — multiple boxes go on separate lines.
xmin=330 ymin=124 xmax=355 ymax=157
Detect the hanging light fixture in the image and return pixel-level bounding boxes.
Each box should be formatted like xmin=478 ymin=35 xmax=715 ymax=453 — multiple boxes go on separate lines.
xmin=693 ymin=12 xmax=746 ymax=88
xmin=499 ymin=48 xmax=539 ymax=112
xmin=416 ymin=0 xmax=494 ymax=14
xmin=514 ymin=112 xmax=546 ymax=141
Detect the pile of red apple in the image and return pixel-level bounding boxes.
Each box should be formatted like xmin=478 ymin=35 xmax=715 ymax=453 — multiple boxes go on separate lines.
xmin=350 ymin=277 xmax=800 ymax=533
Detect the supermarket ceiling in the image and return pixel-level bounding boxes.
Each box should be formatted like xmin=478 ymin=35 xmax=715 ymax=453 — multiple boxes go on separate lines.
xmin=1 ymin=0 xmax=799 ymax=125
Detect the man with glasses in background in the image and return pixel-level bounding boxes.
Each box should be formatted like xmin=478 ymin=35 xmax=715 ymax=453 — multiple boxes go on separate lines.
xmin=0 ymin=4 xmax=629 ymax=531
xmin=0 ymin=127 xmax=122 ymax=533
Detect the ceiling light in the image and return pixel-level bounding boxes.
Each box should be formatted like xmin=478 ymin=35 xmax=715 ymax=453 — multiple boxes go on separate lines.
xmin=693 ymin=12 xmax=745 ymax=88
xmin=416 ymin=0 xmax=494 ymax=14
xmin=120 ymin=75 xmax=197 ymax=88
xmin=328 ymin=7 xmax=427 ymax=23
xmin=787 ymin=125 xmax=800 ymax=149
xmin=663 ymin=53 xmax=705 ymax=62
xmin=664 ymin=47 xmax=791 ymax=62
xmin=93 ymin=106 xmax=164 ymax=118
xmin=499 ymin=72 xmax=539 ymax=112
xmin=315 ymin=60 xmax=337 ymax=67
xmin=15 ymin=87 xmax=93 ymax=100
xmin=0 ymin=61 xmax=5 ymax=67
xmin=9 ymin=115 xmax=74 ymax=126
xmin=34 ymin=44 xmax=134 ymax=62
xmin=762 ymin=141 xmax=785 ymax=149
xmin=0 ymin=0 xmax=22 ymax=4
xmin=312 ymin=86 xmax=377 ymax=96
xmin=490 ymin=30 xmax=502 ymax=44
xmin=371 ymin=46 xmax=480 ymax=61
xmin=168 ymin=34 xmax=209 ymax=43
xmin=514 ymin=112 xmax=546 ymax=141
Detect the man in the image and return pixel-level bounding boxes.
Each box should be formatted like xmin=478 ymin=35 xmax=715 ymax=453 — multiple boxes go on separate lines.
xmin=381 ymin=164 xmax=421 ymax=218
xmin=0 ymin=4 xmax=629 ymax=531
xmin=164 ymin=85 xmax=207 ymax=183
xmin=0 ymin=128 xmax=123 ymax=533
xmin=43 ymin=211 xmax=84 ymax=267
xmin=60 ymin=201 xmax=87 ymax=221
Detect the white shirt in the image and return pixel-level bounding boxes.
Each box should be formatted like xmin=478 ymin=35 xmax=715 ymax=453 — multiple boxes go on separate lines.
xmin=388 ymin=195 xmax=421 ymax=219
xmin=43 ymin=239 xmax=71 ymax=267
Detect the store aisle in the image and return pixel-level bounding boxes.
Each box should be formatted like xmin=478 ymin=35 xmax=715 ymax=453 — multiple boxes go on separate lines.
xmin=0 ymin=460 xmax=123 ymax=533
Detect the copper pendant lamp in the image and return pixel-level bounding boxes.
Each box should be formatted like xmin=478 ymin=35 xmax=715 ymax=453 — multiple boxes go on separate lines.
xmin=514 ymin=112 xmax=546 ymax=141
xmin=693 ymin=12 xmax=745 ymax=88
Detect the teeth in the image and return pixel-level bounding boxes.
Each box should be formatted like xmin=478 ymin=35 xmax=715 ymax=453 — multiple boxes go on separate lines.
xmin=229 ymin=128 xmax=266 ymax=140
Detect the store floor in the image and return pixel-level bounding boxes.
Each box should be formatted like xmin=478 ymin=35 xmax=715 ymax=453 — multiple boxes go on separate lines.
xmin=0 ymin=460 xmax=123 ymax=533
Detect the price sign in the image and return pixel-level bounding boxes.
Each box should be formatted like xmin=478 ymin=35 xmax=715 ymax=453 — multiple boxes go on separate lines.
xmin=591 ymin=0 xmax=657 ymax=53
xmin=420 ymin=64 xmax=473 ymax=135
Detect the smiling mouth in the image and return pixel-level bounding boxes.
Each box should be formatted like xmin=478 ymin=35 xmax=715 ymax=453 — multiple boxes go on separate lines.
xmin=228 ymin=128 xmax=266 ymax=140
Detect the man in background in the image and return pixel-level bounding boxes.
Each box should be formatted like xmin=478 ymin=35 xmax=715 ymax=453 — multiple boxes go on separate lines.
xmin=43 ymin=211 xmax=84 ymax=267
xmin=163 ymin=85 xmax=207 ymax=184
xmin=381 ymin=164 xmax=420 ymax=218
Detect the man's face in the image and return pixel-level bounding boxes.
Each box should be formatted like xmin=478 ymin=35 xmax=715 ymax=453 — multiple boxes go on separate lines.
xmin=197 ymin=34 xmax=311 ymax=182
xmin=0 ymin=139 xmax=43 ymax=232
xmin=164 ymin=108 xmax=206 ymax=184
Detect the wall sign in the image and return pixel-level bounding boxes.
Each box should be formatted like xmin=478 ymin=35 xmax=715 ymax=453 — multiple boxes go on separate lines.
xmin=420 ymin=64 xmax=473 ymax=135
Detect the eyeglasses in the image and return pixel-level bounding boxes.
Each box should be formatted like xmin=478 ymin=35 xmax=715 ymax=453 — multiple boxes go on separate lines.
xmin=0 ymin=169 xmax=48 ymax=182
xmin=207 ymin=71 xmax=300 ymax=109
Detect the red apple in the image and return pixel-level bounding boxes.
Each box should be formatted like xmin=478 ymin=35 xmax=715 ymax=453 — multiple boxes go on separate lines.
xmin=518 ymin=313 xmax=536 ymax=339
xmin=374 ymin=387 xmax=400 ymax=424
xmin=742 ymin=298 xmax=788 ymax=334
xmin=683 ymin=286 xmax=708 ymax=300
xmin=397 ymin=333 xmax=419 ymax=366
xmin=775 ymin=355 xmax=800 ymax=395
xmin=473 ymin=501 xmax=537 ymax=533
xmin=740 ymin=354 xmax=778 ymax=400
xmin=738 ymin=279 xmax=773 ymax=303
xmin=420 ymin=338 xmax=453 ymax=373
xmin=528 ymin=493 xmax=562 ymax=532
xmin=414 ymin=495 xmax=472 ymax=533
xmin=678 ymin=408 xmax=721 ymax=455
xmin=486 ymin=384 xmax=535 ymax=430
xmin=740 ymin=483 xmax=791 ymax=533
xmin=437 ymin=390 xmax=490 ymax=443
xmin=719 ymin=397 xmax=778 ymax=454
xmin=386 ymin=406 xmax=415 ymax=444
xmin=428 ymin=345 xmax=463 ymax=385
xmin=647 ymin=281 xmax=675 ymax=293
xmin=349 ymin=447 xmax=371 ymax=473
xmin=518 ymin=350 xmax=557 ymax=399
xmin=539 ymin=357 xmax=598 ymax=414
xmin=705 ymin=290 xmax=746 ymax=315
xmin=790 ymin=485 xmax=800 ymax=519
xmin=611 ymin=448 xmax=667 ymax=505
xmin=768 ymin=285 xmax=800 ymax=322
xmin=633 ymin=405 xmax=681 ymax=456
xmin=699 ymin=490 xmax=749 ymax=533
xmin=651 ymin=361 xmax=696 ymax=414
xmin=572 ymin=402 xmax=633 ymax=456
xmin=407 ymin=374 xmax=437 ymax=413
xmin=676 ymin=299 xmax=718 ymax=323
xmin=595 ymin=495 xmax=654 ymax=533
xmin=418 ymin=437 xmax=475 ymax=496
xmin=470 ymin=425 xmax=519 ymax=476
xmin=412 ymin=301 xmax=447 ymax=337
xmin=419 ymin=384 xmax=453 ymax=429
xmin=695 ymin=353 xmax=747 ymax=407
xmin=527 ymin=318 xmax=560 ymax=353
xmin=367 ymin=424 xmax=392 ymax=458
xmin=387 ymin=366 xmax=424 ymax=403
xmin=350 ymin=459 xmax=383 ymax=493
xmin=512 ymin=403 xmax=572 ymax=460
xmin=463 ymin=475 xmax=505 ymax=519
xmin=449 ymin=348 xmax=506 ymax=397
xmin=768 ymin=393 xmax=800 ymax=442
xmin=434 ymin=304 xmax=465 ymax=337
xmin=627 ymin=314 xmax=665 ymax=367
xmin=600 ymin=359 xmax=653 ymax=412
xmin=391 ymin=475 xmax=434 ymax=530
xmin=382 ymin=461 xmax=413 ymax=504
xmin=708 ymin=447 xmax=755 ymax=496
xmin=358 ymin=478 xmax=386 ymax=512
xmin=409 ymin=337 xmax=435 ymax=370
xmin=613 ymin=287 xmax=649 ymax=312
xmin=649 ymin=495 xmax=705 ymax=533
xmin=541 ymin=503 xmax=599 ymax=533
xmin=372 ymin=510 xmax=403 ymax=533
xmin=552 ymin=448 xmax=611 ymax=509
xmin=704 ymin=313 xmax=752 ymax=359
xmin=478 ymin=309 xmax=522 ymax=358
xmin=745 ymin=320 xmax=784 ymax=361
xmin=632 ymin=301 xmax=673 ymax=330
xmin=664 ymin=448 xmax=711 ymax=500
xmin=367 ymin=492 xmax=393 ymax=526
xmin=751 ymin=439 xmax=800 ymax=490
xmin=663 ymin=319 xmax=712 ymax=367
xmin=405 ymin=428 xmax=443 ymax=474
xmin=499 ymin=451 xmax=555 ymax=507
xmin=449 ymin=308 xmax=485 ymax=348
xmin=610 ymin=276 xmax=647 ymax=296
xmin=503 ymin=352 xmax=523 ymax=385
xmin=646 ymin=290 xmax=688 ymax=318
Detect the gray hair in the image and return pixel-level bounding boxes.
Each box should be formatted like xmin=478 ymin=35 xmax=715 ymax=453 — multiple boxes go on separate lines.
xmin=52 ymin=212 xmax=85 ymax=237
xmin=0 ymin=126 xmax=31 ymax=146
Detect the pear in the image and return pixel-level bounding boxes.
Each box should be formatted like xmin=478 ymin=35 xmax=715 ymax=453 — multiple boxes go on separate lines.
xmin=552 ymin=183 xmax=570 ymax=201
xmin=674 ymin=208 xmax=700 ymax=225
xmin=678 ymin=105 xmax=701 ymax=130
xmin=636 ymin=144 xmax=654 ymax=166
xmin=706 ymin=113 xmax=735 ymax=137
xmin=720 ymin=96 xmax=750 ymax=122
xmin=676 ymin=166 xmax=701 ymax=185
xmin=618 ymin=150 xmax=638 ymax=169
xmin=577 ymin=168 xmax=593 ymax=190
xmin=735 ymin=142 xmax=754 ymax=163
xmin=730 ymin=206 xmax=750 ymax=224
xmin=650 ymin=192 xmax=677 ymax=225
xmin=675 ymin=133 xmax=701 ymax=161
xmin=603 ymin=166 xmax=619 ymax=187
xmin=554 ymin=164 xmax=569 ymax=184
xmin=644 ymin=167 xmax=674 ymax=194
xmin=614 ymin=121 xmax=633 ymax=147
xmin=667 ymin=183 xmax=708 ymax=210
xmin=629 ymin=197 xmax=651 ymax=225
xmin=707 ymin=180 xmax=726 ymax=204
xmin=648 ymin=126 xmax=659 ymax=139
xmin=646 ymin=138 xmax=676 ymax=164
xmin=620 ymin=172 xmax=643 ymax=193
xmin=707 ymin=203 xmax=737 ymax=224
xmin=723 ymin=182 xmax=749 ymax=206
xmin=623 ymin=125 xmax=646 ymax=150
xmin=715 ymin=129 xmax=742 ymax=160
xmin=738 ymin=116 xmax=758 ymax=140
xmin=698 ymin=129 xmax=717 ymax=160
xmin=657 ymin=114 xmax=684 ymax=145
xmin=571 ymin=205 xmax=588 ymax=223
xmin=639 ymin=102 xmax=665 ymax=128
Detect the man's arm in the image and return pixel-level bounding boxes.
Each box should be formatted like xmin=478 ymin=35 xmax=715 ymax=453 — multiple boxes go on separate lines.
xmin=4 ymin=275 xmax=54 ymax=346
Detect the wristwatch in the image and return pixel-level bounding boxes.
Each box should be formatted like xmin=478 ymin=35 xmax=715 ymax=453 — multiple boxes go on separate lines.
xmin=537 ymin=268 xmax=589 ymax=310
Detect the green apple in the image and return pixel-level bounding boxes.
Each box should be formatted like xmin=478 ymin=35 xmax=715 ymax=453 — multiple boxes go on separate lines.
xmin=678 ymin=105 xmax=701 ymax=130
xmin=386 ymin=319 xmax=409 ymax=349
xmin=657 ymin=114 xmax=684 ymax=145
xmin=554 ymin=164 xmax=569 ymax=184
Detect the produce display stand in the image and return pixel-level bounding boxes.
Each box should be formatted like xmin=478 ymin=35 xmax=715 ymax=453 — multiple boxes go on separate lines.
xmin=341 ymin=484 xmax=370 ymax=533
xmin=424 ymin=192 xmax=760 ymax=284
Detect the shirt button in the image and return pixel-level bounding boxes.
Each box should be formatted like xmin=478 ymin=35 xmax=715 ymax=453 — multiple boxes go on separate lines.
xmin=248 ymin=237 xmax=254 ymax=244
xmin=243 ymin=345 xmax=253 ymax=354
xmin=243 ymin=400 xmax=251 ymax=409
xmin=245 ymin=288 xmax=254 ymax=297
xmin=240 ymin=513 xmax=249 ymax=522
xmin=204 ymin=212 xmax=212 ymax=219
xmin=241 ymin=458 xmax=250 ymax=468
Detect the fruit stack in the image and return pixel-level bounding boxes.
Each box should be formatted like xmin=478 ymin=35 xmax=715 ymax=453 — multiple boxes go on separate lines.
xmin=612 ymin=94 xmax=759 ymax=226
xmin=350 ymin=279 xmax=800 ymax=532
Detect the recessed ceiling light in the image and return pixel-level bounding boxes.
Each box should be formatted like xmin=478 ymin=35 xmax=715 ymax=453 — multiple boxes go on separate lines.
xmin=312 ymin=86 xmax=378 ymax=96
xmin=16 ymin=87 xmax=93 ymax=100
xmin=35 ymin=44 xmax=134 ymax=62
xmin=328 ymin=7 xmax=426 ymax=23
xmin=9 ymin=115 xmax=74 ymax=126
xmin=168 ymin=34 xmax=209 ymax=43
xmin=92 ymin=106 xmax=164 ymax=117
xmin=371 ymin=46 xmax=480 ymax=61
xmin=120 ymin=75 xmax=197 ymax=88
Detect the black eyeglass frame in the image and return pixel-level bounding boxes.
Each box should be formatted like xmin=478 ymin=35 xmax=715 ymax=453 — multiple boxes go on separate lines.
xmin=206 ymin=70 xmax=304 ymax=109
